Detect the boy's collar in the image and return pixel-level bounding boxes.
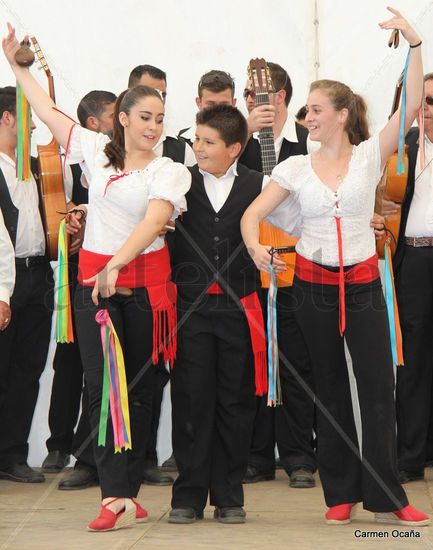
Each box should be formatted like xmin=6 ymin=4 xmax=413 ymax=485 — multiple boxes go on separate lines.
xmin=199 ymin=160 xmax=238 ymax=179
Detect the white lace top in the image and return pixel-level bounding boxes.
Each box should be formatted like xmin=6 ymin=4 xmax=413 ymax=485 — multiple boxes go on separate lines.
xmin=271 ymin=135 xmax=383 ymax=266
xmin=66 ymin=125 xmax=191 ymax=255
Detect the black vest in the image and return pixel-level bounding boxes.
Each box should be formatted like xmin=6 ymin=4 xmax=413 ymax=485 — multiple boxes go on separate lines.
xmin=239 ymin=122 xmax=308 ymax=171
xmin=0 ymin=157 xmax=40 ymax=248
xmin=171 ymin=163 xmax=263 ymax=300
xmin=392 ymin=127 xmax=420 ymax=275
xmin=70 ymin=163 xmax=89 ymax=205
xmin=163 ymin=136 xmax=187 ymax=163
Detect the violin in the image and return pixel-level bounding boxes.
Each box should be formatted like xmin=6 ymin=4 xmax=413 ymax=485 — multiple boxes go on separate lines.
xmin=248 ymin=58 xmax=298 ymax=287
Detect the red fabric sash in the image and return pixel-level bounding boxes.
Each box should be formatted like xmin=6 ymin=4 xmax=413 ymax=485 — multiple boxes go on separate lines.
xmin=239 ymin=292 xmax=268 ymax=397
xmin=78 ymin=245 xmax=177 ymax=366
xmin=295 ymin=253 xmax=380 ymax=335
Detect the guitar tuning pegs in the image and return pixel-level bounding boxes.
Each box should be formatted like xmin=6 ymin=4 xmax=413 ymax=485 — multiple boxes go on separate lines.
xmin=15 ymin=39 xmax=35 ymax=67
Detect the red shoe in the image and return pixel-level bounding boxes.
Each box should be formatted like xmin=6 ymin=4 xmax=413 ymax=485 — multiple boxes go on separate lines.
xmin=132 ymin=499 xmax=148 ymax=523
xmin=325 ymin=503 xmax=356 ymax=525
xmin=375 ymin=504 xmax=430 ymax=526
xmin=87 ymin=498 xmax=136 ymax=532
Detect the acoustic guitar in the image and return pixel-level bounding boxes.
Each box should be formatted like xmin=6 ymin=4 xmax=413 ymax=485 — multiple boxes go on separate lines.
xmin=248 ymin=58 xmax=298 ymax=287
xmin=31 ymin=37 xmax=66 ymax=261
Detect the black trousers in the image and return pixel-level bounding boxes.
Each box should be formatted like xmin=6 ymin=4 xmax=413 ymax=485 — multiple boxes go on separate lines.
xmin=293 ymin=276 xmax=408 ymax=512
xmin=145 ymin=359 xmax=170 ymax=466
xmin=396 ymin=245 xmax=433 ymax=472
xmin=46 ymin=256 xmax=84 ymax=455
xmin=171 ymin=295 xmax=256 ymax=512
xmin=0 ymin=261 xmax=53 ymax=468
xmin=74 ymin=285 xmax=155 ymax=498
xmin=248 ymin=287 xmax=317 ymax=474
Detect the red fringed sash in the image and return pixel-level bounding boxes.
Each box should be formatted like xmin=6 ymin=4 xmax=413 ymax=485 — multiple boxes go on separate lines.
xmin=79 ymin=245 xmax=177 ymax=366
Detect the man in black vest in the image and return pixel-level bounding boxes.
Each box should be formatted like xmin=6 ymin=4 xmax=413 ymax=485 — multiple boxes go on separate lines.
xmin=0 ymin=86 xmax=54 ymax=483
xmin=388 ymin=73 xmax=433 ymax=483
xmin=178 ymin=69 xmax=236 ymax=146
xmin=43 ymin=92 xmax=117 ymax=490
xmin=239 ymin=62 xmax=317 ymax=488
xmin=128 ymin=64 xmax=195 ymax=485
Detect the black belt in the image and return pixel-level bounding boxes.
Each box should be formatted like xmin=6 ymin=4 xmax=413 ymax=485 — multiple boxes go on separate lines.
xmin=15 ymin=256 xmax=49 ymax=268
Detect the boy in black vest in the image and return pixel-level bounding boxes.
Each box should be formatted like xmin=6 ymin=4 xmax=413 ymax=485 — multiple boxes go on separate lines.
xmin=168 ymin=105 xmax=294 ymax=524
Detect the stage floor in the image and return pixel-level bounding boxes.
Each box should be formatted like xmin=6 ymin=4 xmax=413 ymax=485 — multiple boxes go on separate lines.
xmin=1 ymin=469 xmax=432 ymax=549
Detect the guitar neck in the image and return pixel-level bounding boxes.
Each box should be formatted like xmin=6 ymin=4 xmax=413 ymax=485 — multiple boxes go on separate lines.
xmin=256 ymin=93 xmax=277 ymax=175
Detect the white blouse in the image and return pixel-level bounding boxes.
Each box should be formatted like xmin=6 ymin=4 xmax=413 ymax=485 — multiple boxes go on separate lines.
xmin=271 ymin=135 xmax=383 ymax=266
xmin=66 ymin=126 xmax=191 ymax=255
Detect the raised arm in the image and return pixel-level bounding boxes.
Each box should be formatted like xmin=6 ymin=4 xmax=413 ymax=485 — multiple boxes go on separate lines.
xmin=2 ymin=23 xmax=75 ymax=149
xmin=378 ymin=7 xmax=423 ymax=166
xmin=241 ymin=180 xmax=289 ymax=273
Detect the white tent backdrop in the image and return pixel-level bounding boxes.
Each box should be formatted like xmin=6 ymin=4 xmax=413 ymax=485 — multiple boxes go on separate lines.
xmin=0 ymin=0 xmax=431 ymax=466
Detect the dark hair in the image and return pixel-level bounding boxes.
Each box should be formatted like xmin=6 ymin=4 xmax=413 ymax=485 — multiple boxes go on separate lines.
xmin=296 ymin=105 xmax=307 ymax=122
xmin=197 ymin=70 xmax=235 ymax=98
xmin=104 ymin=85 xmax=163 ymax=170
xmin=0 ymin=86 xmax=16 ymax=119
xmin=309 ymin=79 xmax=370 ymax=145
xmin=424 ymin=72 xmax=433 ymax=83
xmin=76 ymin=90 xmax=117 ymax=127
xmin=196 ymin=104 xmax=248 ymax=152
xmin=128 ymin=65 xmax=167 ymax=88
xmin=268 ymin=62 xmax=292 ymax=107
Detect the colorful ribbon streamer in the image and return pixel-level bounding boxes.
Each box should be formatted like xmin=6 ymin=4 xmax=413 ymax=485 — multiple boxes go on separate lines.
xmin=267 ymin=263 xmax=282 ymax=406
xmin=16 ymin=83 xmax=31 ymax=181
xmin=397 ymin=49 xmax=411 ymax=175
xmin=54 ymin=219 xmax=74 ymax=343
xmin=384 ymin=242 xmax=404 ymax=366
xmin=96 ymin=309 xmax=132 ymax=453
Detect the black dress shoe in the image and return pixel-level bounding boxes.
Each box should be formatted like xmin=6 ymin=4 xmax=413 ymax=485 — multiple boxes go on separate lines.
xmin=58 ymin=468 xmax=99 ymax=490
xmin=161 ymin=453 xmax=178 ymax=472
xmin=143 ymin=466 xmax=174 ymax=486
xmin=214 ymin=506 xmax=246 ymax=524
xmin=41 ymin=451 xmax=70 ymax=473
xmin=0 ymin=463 xmax=45 ymax=483
xmin=168 ymin=507 xmax=203 ymax=524
xmin=243 ymin=465 xmax=275 ymax=484
xmin=289 ymin=468 xmax=315 ymax=488
xmin=399 ymin=470 xmax=424 ymax=484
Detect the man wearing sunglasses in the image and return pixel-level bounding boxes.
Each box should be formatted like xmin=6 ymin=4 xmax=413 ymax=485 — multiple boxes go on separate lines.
xmin=387 ymin=73 xmax=433 ymax=485
xmin=239 ymin=62 xmax=317 ymax=490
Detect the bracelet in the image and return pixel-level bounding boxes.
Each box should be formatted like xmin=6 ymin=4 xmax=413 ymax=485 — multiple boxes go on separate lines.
xmin=410 ymin=40 xmax=422 ymax=48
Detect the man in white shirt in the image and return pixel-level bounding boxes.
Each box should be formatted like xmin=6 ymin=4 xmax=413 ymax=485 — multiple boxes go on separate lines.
xmin=0 ymin=86 xmax=54 ymax=483
xmin=388 ymin=73 xmax=433 ymax=483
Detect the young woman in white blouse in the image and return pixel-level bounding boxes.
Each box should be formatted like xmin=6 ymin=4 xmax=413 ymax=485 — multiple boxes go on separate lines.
xmin=2 ymin=24 xmax=191 ymax=531
xmin=241 ymin=8 xmax=429 ymax=526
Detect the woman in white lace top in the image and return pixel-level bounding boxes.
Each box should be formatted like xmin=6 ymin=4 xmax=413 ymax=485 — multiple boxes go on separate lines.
xmin=241 ymin=7 xmax=429 ymax=527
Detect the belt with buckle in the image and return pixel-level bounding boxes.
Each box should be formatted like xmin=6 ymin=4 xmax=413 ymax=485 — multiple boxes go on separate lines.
xmin=405 ymin=236 xmax=433 ymax=247
xmin=15 ymin=256 xmax=49 ymax=268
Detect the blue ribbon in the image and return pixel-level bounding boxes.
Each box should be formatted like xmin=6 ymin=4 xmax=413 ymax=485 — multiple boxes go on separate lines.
xmin=397 ymin=49 xmax=411 ymax=175
xmin=267 ymin=264 xmax=279 ymax=405
xmin=384 ymin=245 xmax=398 ymax=365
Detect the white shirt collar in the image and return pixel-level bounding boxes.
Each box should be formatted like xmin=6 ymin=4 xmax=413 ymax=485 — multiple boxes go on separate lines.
xmin=252 ymin=112 xmax=298 ymax=143
xmin=153 ymin=125 xmax=179 ymax=151
xmin=0 ymin=151 xmax=16 ymax=167
xmin=199 ymin=160 xmax=238 ymax=180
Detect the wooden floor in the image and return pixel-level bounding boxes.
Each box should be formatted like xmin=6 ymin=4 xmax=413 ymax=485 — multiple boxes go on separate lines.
xmin=1 ymin=469 xmax=432 ymax=550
